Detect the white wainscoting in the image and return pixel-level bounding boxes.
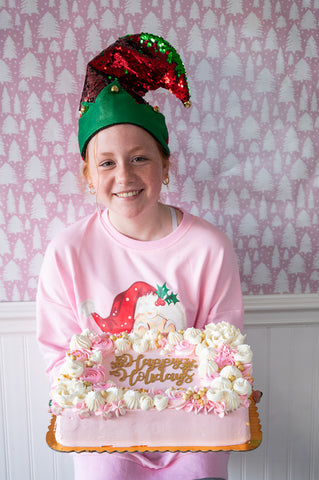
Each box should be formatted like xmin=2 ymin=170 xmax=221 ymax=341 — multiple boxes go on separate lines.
xmin=1 ymin=295 xmax=318 ymax=480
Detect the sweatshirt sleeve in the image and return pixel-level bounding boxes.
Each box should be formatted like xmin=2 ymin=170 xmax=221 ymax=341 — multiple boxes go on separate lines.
xmin=36 ymin=240 xmax=82 ymax=382
xmin=205 ymin=231 xmax=244 ymax=331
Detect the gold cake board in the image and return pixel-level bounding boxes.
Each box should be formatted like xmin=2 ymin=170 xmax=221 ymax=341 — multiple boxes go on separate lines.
xmin=46 ymin=399 xmax=262 ymax=453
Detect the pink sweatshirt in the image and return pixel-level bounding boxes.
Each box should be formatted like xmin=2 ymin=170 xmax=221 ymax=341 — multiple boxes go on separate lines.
xmin=37 ymin=208 xmax=244 ymax=480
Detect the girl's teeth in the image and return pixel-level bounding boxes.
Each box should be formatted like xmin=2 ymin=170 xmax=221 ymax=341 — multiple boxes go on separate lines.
xmin=116 ymin=190 xmax=140 ymax=198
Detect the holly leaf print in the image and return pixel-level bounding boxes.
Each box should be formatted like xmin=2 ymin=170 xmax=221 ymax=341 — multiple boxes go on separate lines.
xmin=155 ymin=283 xmax=180 ymax=305
xmin=166 ymin=292 xmax=180 ymax=305
xmin=156 ymin=282 xmax=170 ymax=299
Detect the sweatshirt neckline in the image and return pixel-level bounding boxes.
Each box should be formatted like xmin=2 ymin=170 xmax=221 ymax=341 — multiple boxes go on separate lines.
xmin=98 ymin=208 xmax=192 ymax=250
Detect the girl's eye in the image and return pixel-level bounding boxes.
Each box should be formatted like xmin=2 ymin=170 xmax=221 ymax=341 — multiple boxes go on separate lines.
xmin=133 ymin=156 xmax=147 ymax=163
xmin=99 ymin=160 xmax=114 ymax=168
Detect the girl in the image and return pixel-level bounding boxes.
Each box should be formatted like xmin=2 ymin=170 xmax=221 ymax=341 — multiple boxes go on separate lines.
xmin=37 ymin=33 xmax=244 ymax=480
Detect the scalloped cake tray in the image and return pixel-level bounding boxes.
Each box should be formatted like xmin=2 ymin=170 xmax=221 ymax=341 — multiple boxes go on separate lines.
xmin=46 ymin=399 xmax=262 ymax=453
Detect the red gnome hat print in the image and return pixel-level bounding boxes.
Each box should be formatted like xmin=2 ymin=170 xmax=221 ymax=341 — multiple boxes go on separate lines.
xmin=91 ymin=281 xmax=185 ymax=335
xmin=91 ymin=282 xmax=156 ymax=334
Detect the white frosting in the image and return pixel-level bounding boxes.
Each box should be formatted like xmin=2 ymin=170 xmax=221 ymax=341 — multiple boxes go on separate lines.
xmin=139 ymin=394 xmax=154 ymax=410
xmin=184 ymin=327 xmax=202 ymax=345
xmin=123 ymin=390 xmax=141 ymax=409
xmin=85 ymin=391 xmax=105 ymax=411
xmin=70 ymin=334 xmax=92 ymax=351
xmin=195 ymin=344 xmax=216 ymax=360
xmin=132 ymin=338 xmax=149 ymax=353
xmin=52 ymin=378 xmax=90 ymax=407
xmin=205 ymin=321 xmax=246 ymax=347
xmin=234 ymin=344 xmax=253 ymax=363
xmin=167 ymin=331 xmax=184 ymax=345
xmin=106 ymin=387 xmax=124 ymax=403
xmin=207 ymin=388 xmax=241 ymax=412
xmin=161 ymin=344 xmax=173 ymax=355
xmin=60 ymin=359 xmax=84 ymax=378
xmin=205 ymin=330 xmax=223 ymax=347
xmin=206 ymin=388 xmax=225 ymax=403
xmin=144 ymin=329 xmax=159 ymax=341
xmin=50 ymin=321 xmax=253 ymax=418
xmin=233 ymin=377 xmax=252 ymax=396
xmin=114 ymin=337 xmax=131 ymax=354
xmin=198 ymin=358 xmax=219 ymax=377
xmin=224 ymin=389 xmax=241 ymax=410
xmin=210 ymin=376 xmax=232 ymax=391
xmin=89 ymin=350 xmax=103 ymax=364
xmin=220 ymin=365 xmax=242 ymax=381
xmin=82 ymin=328 xmax=95 ymax=337
xmin=127 ymin=332 xmax=140 ymax=343
xmin=174 ymin=340 xmax=195 ymax=356
xmin=154 ymin=394 xmax=169 ymax=411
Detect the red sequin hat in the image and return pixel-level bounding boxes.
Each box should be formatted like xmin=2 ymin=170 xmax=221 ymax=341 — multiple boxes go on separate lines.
xmin=78 ymin=33 xmax=191 ymax=157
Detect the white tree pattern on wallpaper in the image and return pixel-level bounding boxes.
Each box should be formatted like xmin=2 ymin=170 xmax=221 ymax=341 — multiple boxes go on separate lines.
xmin=0 ymin=0 xmax=319 ymax=301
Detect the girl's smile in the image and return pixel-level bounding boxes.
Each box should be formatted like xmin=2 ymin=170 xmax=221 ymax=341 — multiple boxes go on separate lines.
xmin=114 ymin=190 xmax=142 ymax=198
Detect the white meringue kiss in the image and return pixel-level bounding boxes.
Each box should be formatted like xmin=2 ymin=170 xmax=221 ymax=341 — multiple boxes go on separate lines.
xmin=184 ymin=327 xmax=202 ymax=345
xmin=114 ymin=337 xmax=131 ymax=354
xmin=139 ymin=394 xmax=154 ymax=411
xmin=167 ymin=331 xmax=184 ymax=346
xmin=123 ymin=390 xmax=141 ymax=409
xmin=85 ymin=390 xmax=106 ymax=411
xmin=198 ymin=359 xmax=219 ymax=378
xmin=105 ymin=387 xmax=124 ymax=403
xmin=132 ymin=338 xmax=149 ymax=353
xmin=70 ymin=334 xmax=92 ymax=351
xmin=154 ymin=394 xmax=169 ymax=411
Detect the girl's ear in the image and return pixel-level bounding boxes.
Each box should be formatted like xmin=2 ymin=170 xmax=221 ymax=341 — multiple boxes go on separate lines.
xmin=82 ymin=161 xmax=90 ymax=183
xmin=162 ymin=156 xmax=170 ymax=179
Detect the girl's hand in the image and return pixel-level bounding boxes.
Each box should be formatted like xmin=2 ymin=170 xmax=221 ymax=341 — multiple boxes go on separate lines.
xmin=252 ymin=390 xmax=263 ymax=403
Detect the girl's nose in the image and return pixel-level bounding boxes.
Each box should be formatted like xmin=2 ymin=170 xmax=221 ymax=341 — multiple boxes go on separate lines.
xmin=116 ymin=162 xmax=133 ymax=183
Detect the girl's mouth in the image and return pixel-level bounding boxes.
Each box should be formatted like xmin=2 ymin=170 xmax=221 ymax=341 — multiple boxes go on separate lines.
xmin=114 ymin=189 xmax=142 ymax=198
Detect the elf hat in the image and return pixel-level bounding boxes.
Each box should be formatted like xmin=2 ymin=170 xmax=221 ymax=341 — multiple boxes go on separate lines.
xmin=78 ymin=33 xmax=191 ymax=158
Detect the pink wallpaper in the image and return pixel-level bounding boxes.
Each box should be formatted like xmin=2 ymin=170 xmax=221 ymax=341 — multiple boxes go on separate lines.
xmin=1 ymin=0 xmax=319 ymax=302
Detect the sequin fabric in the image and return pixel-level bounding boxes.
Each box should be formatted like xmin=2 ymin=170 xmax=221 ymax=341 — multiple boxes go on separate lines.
xmin=79 ymin=33 xmax=190 ymax=108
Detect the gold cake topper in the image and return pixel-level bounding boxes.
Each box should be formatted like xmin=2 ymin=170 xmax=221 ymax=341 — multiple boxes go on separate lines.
xmin=110 ymin=353 xmax=198 ymax=388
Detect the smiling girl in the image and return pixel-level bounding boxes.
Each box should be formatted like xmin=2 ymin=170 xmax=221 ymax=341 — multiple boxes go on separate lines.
xmin=37 ymin=33 xmax=244 ymax=480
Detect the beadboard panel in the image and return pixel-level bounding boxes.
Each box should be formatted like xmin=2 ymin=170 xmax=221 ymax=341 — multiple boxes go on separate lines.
xmin=0 ymin=295 xmax=318 ymax=480
xmin=229 ymin=322 xmax=319 ymax=480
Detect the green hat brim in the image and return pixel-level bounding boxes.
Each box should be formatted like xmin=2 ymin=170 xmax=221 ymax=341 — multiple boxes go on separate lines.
xmin=78 ymin=81 xmax=169 ymax=158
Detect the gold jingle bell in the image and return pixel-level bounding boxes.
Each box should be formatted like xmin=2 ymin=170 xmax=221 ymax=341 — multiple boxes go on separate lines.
xmin=80 ymin=104 xmax=88 ymax=116
xmin=111 ymin=84 xmax=120 ymax=93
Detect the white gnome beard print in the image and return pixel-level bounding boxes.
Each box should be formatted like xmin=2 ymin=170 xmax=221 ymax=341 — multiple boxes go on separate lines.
xmin=134 ymin=283 xmax=186 ymax=335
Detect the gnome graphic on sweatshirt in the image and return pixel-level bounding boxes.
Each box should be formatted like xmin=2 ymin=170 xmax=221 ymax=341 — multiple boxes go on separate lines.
xmin=81 ymin=281 xmax=186 ymax=335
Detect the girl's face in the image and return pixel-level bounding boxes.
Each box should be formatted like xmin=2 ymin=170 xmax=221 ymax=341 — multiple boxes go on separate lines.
xmin=85 ymin=124 xmax=169 ymax=224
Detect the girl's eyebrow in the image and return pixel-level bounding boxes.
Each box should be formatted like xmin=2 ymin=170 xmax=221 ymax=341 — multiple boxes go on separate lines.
xmin=97 ymin=145 xmax=148 ymax=157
